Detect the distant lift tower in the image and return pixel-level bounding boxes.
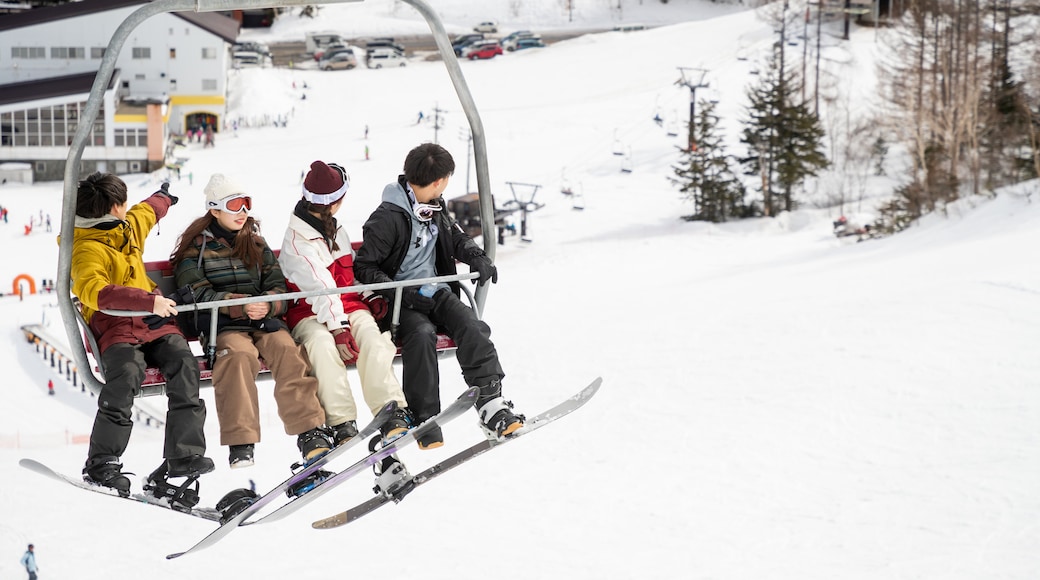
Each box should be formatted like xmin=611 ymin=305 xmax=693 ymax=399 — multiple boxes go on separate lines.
xmin=676 ymin=67 xmax=709 ymax=152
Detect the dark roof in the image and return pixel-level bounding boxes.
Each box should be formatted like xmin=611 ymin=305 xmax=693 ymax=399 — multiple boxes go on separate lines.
xmin=0 ymin=0 xmax=240 ymax=42
xmin=0 ymin=69 xmax=119 ymax=107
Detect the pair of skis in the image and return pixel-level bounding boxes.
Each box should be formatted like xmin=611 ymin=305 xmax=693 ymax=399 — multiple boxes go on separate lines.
xmin=20 ymin=378 xmax=601 ymax=559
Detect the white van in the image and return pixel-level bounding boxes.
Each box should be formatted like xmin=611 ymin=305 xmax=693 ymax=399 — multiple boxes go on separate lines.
xmin=306 ymin=32 xmax=346 ymax=54
xmin=367 ymin=51 xmax=406 ymax=68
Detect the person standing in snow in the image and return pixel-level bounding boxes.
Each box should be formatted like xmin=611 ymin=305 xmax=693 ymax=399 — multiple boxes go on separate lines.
xmin=279 ymin=161 xmax=411 ymax=448
xmin=20 ymin=543 xmax=38 ymax=580
xmin=170 ymin=174 xmax=331 ymax=469
xmin=71 ymin=174 xmax=213 ymax=496
xmin=354 ymin=143 xmax=524 ymax=450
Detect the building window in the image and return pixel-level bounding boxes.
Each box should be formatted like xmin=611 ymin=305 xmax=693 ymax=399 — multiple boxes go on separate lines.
xmin=201 ymin=47 xmax=217 ymax=59
xmin=115 ymin=128 xmax=148 ymax=147
xmin=170 ymin=79 xmax=178 ymax=90
xmin=134 ymin=74 xmax=145 ymax=80
xmin=130 ymin=161 xmax=142 ymax=172
xmin=36 ymin=162 xmax=46 ymax=173
xmin=0 ymin=101 xmax=102 ymax=149
xmin=11 ymin=47 xmax=46 ymax=59
xmin=169 ymin=48 xmax=176 ymax=59
xmin=91 ymin=47 xmax=106 ymax=59
xmin=131 ymin=47 xmax=151 ymax=59
xmin=202 ymin=79 xmax=217 ymax=91
xmin=51 ymin=47 xmax=85 ymax=59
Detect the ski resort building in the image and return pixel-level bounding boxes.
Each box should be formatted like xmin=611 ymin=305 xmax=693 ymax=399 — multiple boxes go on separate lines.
xmin=0 ymin=0 xmax=239 ymax=181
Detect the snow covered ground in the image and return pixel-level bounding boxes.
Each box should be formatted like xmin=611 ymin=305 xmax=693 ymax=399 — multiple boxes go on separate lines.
xmin=1 ymin=1 xmax=1038 ymax=578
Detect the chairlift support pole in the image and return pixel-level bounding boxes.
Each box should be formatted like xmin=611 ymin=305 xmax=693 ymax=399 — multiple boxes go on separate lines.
xmin=56 ymin=0 xmax=497 ymax=396
xmin=676 ymin=67 xmax=708 ymax=152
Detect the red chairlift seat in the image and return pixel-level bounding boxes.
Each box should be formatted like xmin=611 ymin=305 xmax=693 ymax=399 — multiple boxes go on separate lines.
xmin=76 ymin=243 xmax=456 ymax=397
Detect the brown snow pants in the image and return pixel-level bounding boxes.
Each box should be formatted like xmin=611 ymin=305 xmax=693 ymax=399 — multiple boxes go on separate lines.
xmin=211 ymin=329 xmax=325 ymax=446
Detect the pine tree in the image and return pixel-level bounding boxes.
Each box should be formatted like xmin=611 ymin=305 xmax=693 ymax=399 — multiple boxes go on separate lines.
xmin=671 ymin=100 xmax=747 ymax=222
xmin=740 ymin=32 xmax=827 ymax=216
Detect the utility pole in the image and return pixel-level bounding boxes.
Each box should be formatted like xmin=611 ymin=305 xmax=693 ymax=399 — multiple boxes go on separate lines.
xmin=459 ymin=128 xmax=473 ymax=193
xmin=432 ymin=103 xmax=446 ymax=144
xmin=676 ymin=67 xmax=709 ymax=152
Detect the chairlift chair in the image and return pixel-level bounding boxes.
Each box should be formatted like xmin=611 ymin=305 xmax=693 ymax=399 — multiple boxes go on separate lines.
xmin=56 ymin=0 xmax=501 ymax=398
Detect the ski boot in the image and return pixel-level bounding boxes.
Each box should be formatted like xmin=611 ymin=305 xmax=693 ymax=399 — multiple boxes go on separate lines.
xmin=475 ymin=379 xmax=526 ymax=439
xmin=369 ymin=435 xmax=413 ymax=500
xmin=216 ymin=488 xmax=259 ymax=524
xmin=82 ymin=455 xmax=133 ymax=497
xmin=143 ymin=463 xmax=201 ymax=512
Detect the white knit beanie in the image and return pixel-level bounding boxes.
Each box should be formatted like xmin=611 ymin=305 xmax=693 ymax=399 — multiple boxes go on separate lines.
xmin=204 ymin=174 xmax=247 ymax=210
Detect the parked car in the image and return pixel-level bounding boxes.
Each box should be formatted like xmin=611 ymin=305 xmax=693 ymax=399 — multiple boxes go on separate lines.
xmin=452 ymin=33 xmax=485 ymax=56
xmin=367 ymin=51 xmax=406 ymax=68
xmin=314 ymin=42 xmax=351 ymax=61
xmin=473 ymin=21 xmax=498 ymax=33
xmin=465 ymin=40 xmax=503 ymax=60
xmin=305 ymin=32 xmax=346 ymax=55
xmin=503 ymin=32 xmax=540 ymax=51
xmin=320 ymin=51 xmax=357 ymax=70
xmin=233 ymin=41 xmax=270 ymax=58
xmin=365 ymin=38 xmax=405 ymax=55
xmin=232 ymin=50 xmax=263 ymax=68
xmin=512 ymin=37 xmax=546 ymax=51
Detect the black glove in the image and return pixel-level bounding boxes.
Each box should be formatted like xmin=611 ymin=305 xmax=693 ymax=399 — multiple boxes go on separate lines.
xmin=468 ymin=255 xmax=498 ymax=286
xmin=157 ymin=182 xmax=178 ymax=205
xmin=168 ymin=284 xmax=195 ymax=305
xmin=402 ymin=287 xmax=435 ymax=314
xmin=142 ymin=314 xmax=172 ymax=330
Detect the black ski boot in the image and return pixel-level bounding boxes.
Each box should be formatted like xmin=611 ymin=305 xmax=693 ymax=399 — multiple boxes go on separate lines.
xmin=475 ymin=379 xmax=525 ymax=438
xmin=379 ymin=407 xmax=413 ymax=443
xmin=82 ymin=455 xmax=132 ymax=497
xmin=166 ymin=454 xmax=215 ymax=477
xmin=216 ymin=488 xmax=259 ymax=524
xmin=143 ymin=463 xmax=201 ymax=511
xmin=297 ymin=427 xmax=332 ymax=462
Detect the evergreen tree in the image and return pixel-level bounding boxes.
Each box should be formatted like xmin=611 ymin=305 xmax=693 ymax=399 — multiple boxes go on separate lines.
xmin=671 ymin=100 xmax=747 ymax=222
xmin=740 ymin=36 xmax=827 ymax=216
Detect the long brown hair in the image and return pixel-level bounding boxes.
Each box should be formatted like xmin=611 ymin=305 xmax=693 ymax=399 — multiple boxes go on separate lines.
xmin=170 ymin=213 xmax=265 ymax=269
xmin=298 ymin=200 xmax=340 ymax=252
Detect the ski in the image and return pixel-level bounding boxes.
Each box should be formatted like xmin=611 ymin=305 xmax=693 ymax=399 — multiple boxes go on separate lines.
xmin=311 ymin=377 xmax=602 ymax=530
xmin=19 ymin=458 xmax=223 ymax=522
xmin=241 ymin=386 xmax=480 ymax=527
xmin=164 ymin=400 xmax=399 ymax=559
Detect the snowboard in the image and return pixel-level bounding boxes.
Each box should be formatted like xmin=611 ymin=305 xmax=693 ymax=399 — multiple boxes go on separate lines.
xmin=311 ymin=377 xmax=602 ymax=529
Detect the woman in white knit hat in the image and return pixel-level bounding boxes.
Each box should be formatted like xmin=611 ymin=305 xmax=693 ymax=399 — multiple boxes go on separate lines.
xmin=170 ymin=173 xmax=331 ymax=470
xmin=279 ymin=161 xmax=412 ymax=448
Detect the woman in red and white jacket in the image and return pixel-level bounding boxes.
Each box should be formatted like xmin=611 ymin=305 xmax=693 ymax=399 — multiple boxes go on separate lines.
xmin=279 ymin=160 xmax=411 ymax=446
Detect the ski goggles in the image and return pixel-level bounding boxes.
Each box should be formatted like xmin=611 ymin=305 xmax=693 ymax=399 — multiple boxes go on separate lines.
xmin=209 ymin=195 xmax=252 ymax=214
xmin=413 ymin=202 xmax=442 ymax=222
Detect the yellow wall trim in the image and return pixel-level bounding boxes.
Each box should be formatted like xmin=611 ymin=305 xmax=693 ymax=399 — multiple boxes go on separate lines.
xmin=169 ymin=95 xmax=226 ymax=106
xmin=114 ymin=114 xmax=148 ymax=123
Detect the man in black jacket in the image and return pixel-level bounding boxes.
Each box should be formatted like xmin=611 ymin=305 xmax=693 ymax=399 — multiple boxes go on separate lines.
xmin=355 ymin=143 xmax=524 ymax=450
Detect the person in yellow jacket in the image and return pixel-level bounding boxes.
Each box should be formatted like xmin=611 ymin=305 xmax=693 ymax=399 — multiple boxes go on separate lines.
xmin=71 ymin=172 xmax=213 ymax=496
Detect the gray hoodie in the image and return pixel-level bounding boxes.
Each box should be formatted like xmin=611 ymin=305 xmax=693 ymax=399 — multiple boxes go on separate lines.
xmin=381 ymin=180 xmax=449 ymax=295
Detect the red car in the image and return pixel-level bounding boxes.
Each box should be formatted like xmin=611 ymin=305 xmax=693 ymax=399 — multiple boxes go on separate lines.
xmin=466 ymin=40 xmax=503 ymax=60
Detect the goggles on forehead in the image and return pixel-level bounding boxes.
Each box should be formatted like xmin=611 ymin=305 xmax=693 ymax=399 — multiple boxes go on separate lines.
xmin=210 ymin=195 xmax=252 ymax=214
